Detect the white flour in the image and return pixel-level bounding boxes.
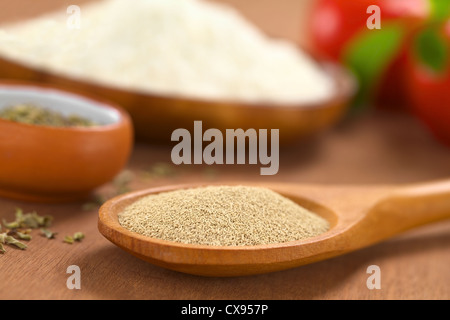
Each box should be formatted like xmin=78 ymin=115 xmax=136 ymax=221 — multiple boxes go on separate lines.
xmin=0 ymin=0 xmax=335 ymax=104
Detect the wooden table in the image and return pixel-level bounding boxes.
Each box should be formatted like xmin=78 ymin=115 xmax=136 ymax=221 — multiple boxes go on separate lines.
xmin=0 ymin=0 xmax=449 ymax=300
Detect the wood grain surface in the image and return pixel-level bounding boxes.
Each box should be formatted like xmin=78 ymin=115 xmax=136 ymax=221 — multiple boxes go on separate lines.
xmin=0 ymin=0 xmax=449 ymax=300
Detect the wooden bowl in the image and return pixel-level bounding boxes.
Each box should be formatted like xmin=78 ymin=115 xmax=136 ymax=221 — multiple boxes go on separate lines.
xmin=0 ymin=55 xmax=356 ymax=145
xmin=0 ymin=81 xmax=134 ymax=203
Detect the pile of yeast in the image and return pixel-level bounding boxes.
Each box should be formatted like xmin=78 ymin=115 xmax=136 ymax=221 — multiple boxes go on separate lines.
xmin=0 ymin=0 xmax=335 ymax=104
xmin=119 ymin=186 xmax=330 ymax=246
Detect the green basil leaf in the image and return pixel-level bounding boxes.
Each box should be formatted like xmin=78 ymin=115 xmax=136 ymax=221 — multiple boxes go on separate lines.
xmin=429 ymin=0 xmax=450 ymax=22
xmin=342 ymin=23 xmax=405 ymax=109
xmin=414 ymin=25 xmax=448 ymax=73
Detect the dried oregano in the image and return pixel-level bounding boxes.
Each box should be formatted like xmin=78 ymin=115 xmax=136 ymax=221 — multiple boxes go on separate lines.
xmin=63 ymin=232 xmax=85 ymax=245
xmin=0 ymin=104 xmax=97 ymax=127
xmin=1 ymin=208 xmax=85 ymax=254
xmin=40 ymin=228 xmax=57 ymax=239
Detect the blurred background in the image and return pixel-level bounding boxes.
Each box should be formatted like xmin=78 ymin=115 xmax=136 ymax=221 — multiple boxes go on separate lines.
xmin=0 ymin=0 xmax=449 ymax=183
xmin=0 ymin=0 xmax=449 ymax=300
xmin=0 ymin=0 xmax=313 ymax=45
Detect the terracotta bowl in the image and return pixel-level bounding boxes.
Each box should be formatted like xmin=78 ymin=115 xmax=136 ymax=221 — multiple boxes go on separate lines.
xmin=0 ymin=81 xmax=134 ymax=203
xmin=0 ymin=56 xmax=356 ymax=145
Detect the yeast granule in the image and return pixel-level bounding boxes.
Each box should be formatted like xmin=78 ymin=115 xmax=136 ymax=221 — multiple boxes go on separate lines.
xmin=118 ymin=186 xmax=329 ymax=246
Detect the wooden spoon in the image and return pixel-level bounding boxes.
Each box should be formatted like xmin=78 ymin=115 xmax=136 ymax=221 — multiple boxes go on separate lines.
xmin=98 ymin=181 xmax=450 ymax=277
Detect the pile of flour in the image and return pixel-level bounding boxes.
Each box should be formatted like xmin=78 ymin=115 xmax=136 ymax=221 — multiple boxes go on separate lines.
xmin=0 ymin=0 xmax=335 ymax=104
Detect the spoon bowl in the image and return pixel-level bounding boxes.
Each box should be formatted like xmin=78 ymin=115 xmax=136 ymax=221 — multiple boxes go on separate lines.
xmin=98 ymin=181 xmax=450 ymax=276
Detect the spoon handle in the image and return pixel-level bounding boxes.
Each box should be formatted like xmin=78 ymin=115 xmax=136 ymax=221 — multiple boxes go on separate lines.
xmin=364 ymin=179 xmax=450 ymax=243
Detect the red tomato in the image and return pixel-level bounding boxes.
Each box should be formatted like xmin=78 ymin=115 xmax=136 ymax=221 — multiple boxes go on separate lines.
xmin=308 ymin=0 xmax=429 ymax=109
xmin=309 ymin=0 xmax=373 ymax=60
xmin=405 ymin=22 xmax=450 ymax=146
xmin=309 ymin=0 xmax=428 ymax=60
